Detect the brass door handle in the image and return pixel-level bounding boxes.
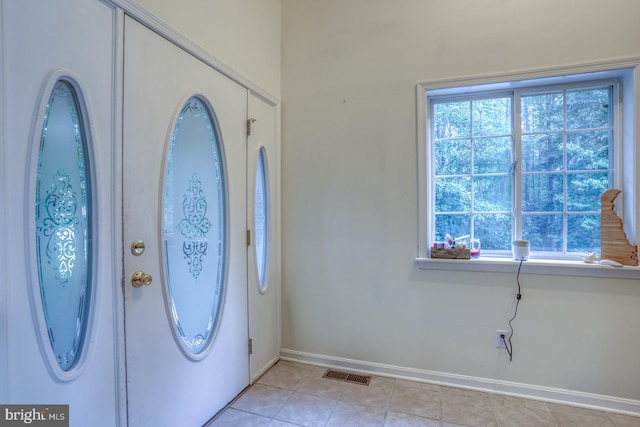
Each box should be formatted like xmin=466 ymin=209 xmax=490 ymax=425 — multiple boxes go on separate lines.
xmin=131 ymin=271 xmax=153 ymax=288
xmin=131 ymin=240 xmax=146 ymax=256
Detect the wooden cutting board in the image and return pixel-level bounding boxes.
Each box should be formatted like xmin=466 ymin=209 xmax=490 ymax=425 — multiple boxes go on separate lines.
xmin=601 ymin=189 xmax=638 ymax=265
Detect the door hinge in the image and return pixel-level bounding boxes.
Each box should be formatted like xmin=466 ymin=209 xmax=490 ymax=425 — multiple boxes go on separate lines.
xmin=246 ymin=118 xmax=256 ymax=136
xmin=247 ymin=229 xmax=251 ymax=246
xmin=248 ymin=338 xmax=253 ymax=355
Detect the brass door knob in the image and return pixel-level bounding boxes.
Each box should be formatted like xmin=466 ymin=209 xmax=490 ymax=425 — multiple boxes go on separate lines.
xmin=131 ymin=271 xmax=153 ymax=288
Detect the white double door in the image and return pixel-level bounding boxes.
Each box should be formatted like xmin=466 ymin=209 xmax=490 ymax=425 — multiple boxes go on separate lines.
xmin=2 ymin=3 xmax=278 ymax=426
xmin=1 ymin=1 xmax=122 ymax=426
xmin=122 ymin=16 xmax=251 ymax=426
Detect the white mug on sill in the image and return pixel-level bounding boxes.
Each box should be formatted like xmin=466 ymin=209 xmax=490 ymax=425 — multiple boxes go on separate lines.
xmin=512 ymin=240 xmax=530 ymax=261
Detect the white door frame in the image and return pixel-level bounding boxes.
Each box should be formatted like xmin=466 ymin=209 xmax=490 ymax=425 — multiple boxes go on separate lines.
xmin=113 ymin=8 xmax=128 ymax=426
xmin=0 ymin=0 xmax=8 ymax=404
xmin=247 ymin=90 xmax=282 ymax=382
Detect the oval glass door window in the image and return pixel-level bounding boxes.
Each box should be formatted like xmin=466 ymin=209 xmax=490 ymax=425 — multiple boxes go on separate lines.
xmin=35 ymin=80 xmax=93 ymax=371
xmin=254 ymin=147 xmax=269 ymax=290
xmin=163 ymin=96 xmax=227 ymax=357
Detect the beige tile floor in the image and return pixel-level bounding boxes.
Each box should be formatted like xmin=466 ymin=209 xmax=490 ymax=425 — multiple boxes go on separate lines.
xmin=208 ymin=360 xmax=640 ymax=427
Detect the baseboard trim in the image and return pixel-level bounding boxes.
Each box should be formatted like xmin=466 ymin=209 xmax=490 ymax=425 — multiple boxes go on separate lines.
xmin=280 ymin=348 xmax=640 ymax=417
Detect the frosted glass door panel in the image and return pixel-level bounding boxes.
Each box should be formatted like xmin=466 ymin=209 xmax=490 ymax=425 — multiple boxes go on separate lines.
xmin=35 ymin=80 xmax=92 ymax=371
xmin=164 ymin=96 xmax=227 ymax=357
xmin=254 ymin=147 xmax=269 ymax=289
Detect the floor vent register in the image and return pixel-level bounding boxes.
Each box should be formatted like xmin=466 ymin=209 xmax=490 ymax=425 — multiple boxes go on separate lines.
xmin=322 ymin=369 xmax=372 ymax=386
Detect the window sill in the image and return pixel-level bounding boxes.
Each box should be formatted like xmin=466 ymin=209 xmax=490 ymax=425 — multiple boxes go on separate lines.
xmin=415 ymin=256 xmax=640 ymax=279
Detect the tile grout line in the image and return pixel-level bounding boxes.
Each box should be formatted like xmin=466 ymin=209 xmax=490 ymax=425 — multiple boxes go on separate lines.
xmin=307 ymin=364 xmax=340 ymax=427
xmin=381 ymin=378 xmax=397 ymax=427
xmin=546 ymin=400 xmax=560 ymax=427
xmin=271 ymin=365 xmax=311 ymax=425
xmin=440 ymin=384 xmax=444 ymax=426
xmin=488 ymin=393 xmax=499 ymax=427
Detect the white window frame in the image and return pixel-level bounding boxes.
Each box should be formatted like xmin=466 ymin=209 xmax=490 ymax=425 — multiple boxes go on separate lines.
xmin=416 ymin=58 xmax=640 ymax=279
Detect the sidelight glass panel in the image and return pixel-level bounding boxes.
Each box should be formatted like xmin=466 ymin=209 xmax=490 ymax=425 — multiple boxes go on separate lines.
xmin=254 ymin=147 xmax=268 ymax=290
xmin=36 ymin=80 xmax=92 ymax=371
xmin=164 ymin=96 xmax=227 ymax=356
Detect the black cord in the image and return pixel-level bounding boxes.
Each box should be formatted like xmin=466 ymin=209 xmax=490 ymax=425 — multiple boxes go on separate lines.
xmin=503 ymin=259 xmax=523 ymax=361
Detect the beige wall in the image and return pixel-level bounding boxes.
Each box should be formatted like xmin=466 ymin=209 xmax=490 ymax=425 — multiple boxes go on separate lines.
xmin=281 ymin=0 xmax=640 ymax=405
xmin=133 ymin=0 xmax=281 ymax=97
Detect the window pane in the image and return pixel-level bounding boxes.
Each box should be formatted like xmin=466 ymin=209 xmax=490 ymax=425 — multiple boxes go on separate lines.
xmin=523 ymin=214 xmax=563 ymax=251
xmin=567 ymin=214 xmax=600 ymax=252
xmin=472 ymin=97 xmax=511 ymax=136
xmin=434 ymin=101 xmax=470 ymax=139
xmin=473 ymin=137 xmax=511 ymax=173
xmin=429 ymin=78 xmax=618 ymax=259
xmin=521 ymin=133 xmax=563 ymax=172
xmin=566 ymin=88 xmax=610 ymax=130
xmin=474 ymin=214 xmax=512 ymax=250
xmin=435 ymin=214 xmax=470 ymax=242
xmin=435 ymin=139 xmax=471 ymax=175
xmin=567 ymin=131 xmax=609 ymax=170
xmin=567 ymin=172 xmax=608 ymax=212
xmin=521 ymin=92 xmax=564 ymax=132
xmin=474 ymin=176 xmax=511 ymax=212
xmin=435 ymin=177 xmax=471 ymax=212
xmin=522 ymin=174 xmax=564 ymax=212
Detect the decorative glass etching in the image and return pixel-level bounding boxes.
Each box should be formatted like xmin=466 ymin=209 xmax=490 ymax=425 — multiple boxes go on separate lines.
xmin=164 ymin=96 xmax=227 ymax=356
xmin=36 ymin=80 xmax=92 ymax=371
xmin=177 ymin=174 xmax=212 ymax=279
xmin=254 ymin=147 xmax=269 ymax=289
xmin=40 ymin=170 xmax=80 ymax=283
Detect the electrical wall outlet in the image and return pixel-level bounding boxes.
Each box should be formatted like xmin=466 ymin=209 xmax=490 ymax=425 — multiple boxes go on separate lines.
xmin=496 ymin=330 xmax=508 ymax=348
